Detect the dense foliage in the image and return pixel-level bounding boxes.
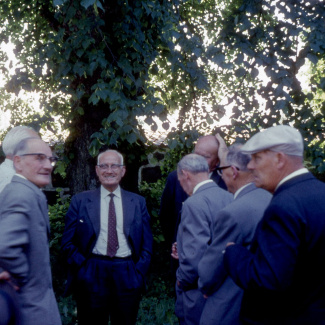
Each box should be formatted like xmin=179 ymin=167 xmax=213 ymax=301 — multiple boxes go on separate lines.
xmin=1 ymin=1 xmax=325 ymax=323
xmin=1 ymin=0 xmax=325 ymax=193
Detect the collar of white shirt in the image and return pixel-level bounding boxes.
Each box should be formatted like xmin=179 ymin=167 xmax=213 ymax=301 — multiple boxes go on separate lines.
xmin=193 ymin=179 xmax=213 ymax=194
xmin=100 ymin=185 xmax=121 ymax=199
xmin=275 ymin=168 xmax=309 ymax=191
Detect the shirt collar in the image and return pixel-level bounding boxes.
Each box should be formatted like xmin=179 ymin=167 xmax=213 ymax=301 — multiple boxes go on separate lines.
xmin=275 ymin=168 xmax=309 ymax=191
xmin=100 ymin=185 xmax=121 ymax=199
xmin=193 ymin=179 xmax=213 ymax=194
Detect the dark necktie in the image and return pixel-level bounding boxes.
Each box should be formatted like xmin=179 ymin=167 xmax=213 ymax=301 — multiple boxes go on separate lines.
xmin=107 ymin=193 xmax=119 ymax=257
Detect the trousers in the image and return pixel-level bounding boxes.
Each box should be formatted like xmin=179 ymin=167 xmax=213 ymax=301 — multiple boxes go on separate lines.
xmin=75 ymin=254 xmax=143 ymax=325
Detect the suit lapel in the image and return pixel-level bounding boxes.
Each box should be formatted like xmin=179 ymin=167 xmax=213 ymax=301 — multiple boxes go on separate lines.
xmin=86 ymin=188 xmax=101 ymax=236
xmin=121 ymin=189 xmax=135 ymax=238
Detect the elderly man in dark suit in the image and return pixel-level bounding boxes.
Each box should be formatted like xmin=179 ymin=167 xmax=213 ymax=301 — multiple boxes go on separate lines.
xmin=0 ymin=137 xmax=61 ymax=325
xmin=61 ymin=149 xmax=152 ymax=325
xmin=224 ymin=125 xmax=325 ymax=324
xmin=198 ymin=143 xmax=271 ymax=325
xmin=175 ymin=153 xmax=232 ymax=325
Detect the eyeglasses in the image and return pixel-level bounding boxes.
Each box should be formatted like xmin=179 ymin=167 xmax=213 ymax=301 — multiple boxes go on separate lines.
xmin=216 ymin=165 xmax=240 ymax=176
xmin=19 ymin=153 xmax=59 ymax=167
xmin=97 ymin=164 xmax=124 ymax=171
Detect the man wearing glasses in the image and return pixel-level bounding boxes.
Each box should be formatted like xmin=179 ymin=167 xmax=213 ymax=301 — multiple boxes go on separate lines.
xmin=0 ymin=137 xmax=61 ymax=325
xmin=0 ymin=125 xmax=40 ymax=193
xmin=198 ymin=143 xmax=271 ymax=325
xmin=61 ymin=149 xmax=152 ymax=325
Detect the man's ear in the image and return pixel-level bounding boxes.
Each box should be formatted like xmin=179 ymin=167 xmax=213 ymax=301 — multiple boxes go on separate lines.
xmin=181 ymin=170 xmax=190 ymax=180
xmin=275 ymin=152 xmax=286 ymax=169
xmin=121 ymin=166 xmax=126 ymax=178
xmin=231 ymin=166 xmax=239 ymax=180
xmin=13 ymin=156 xmax=22 ymax=173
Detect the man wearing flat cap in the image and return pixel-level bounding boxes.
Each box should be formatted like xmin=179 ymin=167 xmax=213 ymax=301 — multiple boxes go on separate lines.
xmin=223 ymin=125 xmax=325 ymax=324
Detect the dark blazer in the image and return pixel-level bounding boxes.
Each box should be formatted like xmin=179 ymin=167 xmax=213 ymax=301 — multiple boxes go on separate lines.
xmin=160 ymin=169 xmax=227 ymax=245
xmin=224 ymin=173 xmax=325 ymax=324
xmin=198 ymin=183 xmax=271 ymax=325
xmin=61 ymin=187 xmax=153 ymax=293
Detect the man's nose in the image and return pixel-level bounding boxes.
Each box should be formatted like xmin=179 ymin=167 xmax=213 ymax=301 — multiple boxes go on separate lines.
xmin=247 ymin=160 xmax=254 ymax=170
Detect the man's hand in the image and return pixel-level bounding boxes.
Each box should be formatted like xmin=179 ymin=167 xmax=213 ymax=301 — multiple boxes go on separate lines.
xmin=0 ymin=271 xmax=19 ymax=291
xmin=215 ymin=133 xmax=229 ymax=166
xmin=171 ymin=242 xmax=179 ymax=260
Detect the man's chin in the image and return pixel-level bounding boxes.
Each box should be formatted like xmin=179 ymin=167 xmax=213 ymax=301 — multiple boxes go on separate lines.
xmin=34 ymin=176 xmax=51 ymax=188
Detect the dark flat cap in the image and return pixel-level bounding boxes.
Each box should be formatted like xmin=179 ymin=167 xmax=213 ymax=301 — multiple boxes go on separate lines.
xmin=241 ymin=125 xmax=304 ymax=156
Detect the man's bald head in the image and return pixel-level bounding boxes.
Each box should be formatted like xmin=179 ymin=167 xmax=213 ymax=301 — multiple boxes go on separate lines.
xmin=194 ymin=135 xmax=220 ymax=172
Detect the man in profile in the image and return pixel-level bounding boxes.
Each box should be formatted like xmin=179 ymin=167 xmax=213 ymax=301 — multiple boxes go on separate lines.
xmin=0 ymin=137 xmax=61 ymax=325
xmin=0 ymin=125 xmax=40 ymax=193
xmin=198 ymin=143 xmax=271 ymax=325
xmin=224 ymin=125 xmax=325 ymax=324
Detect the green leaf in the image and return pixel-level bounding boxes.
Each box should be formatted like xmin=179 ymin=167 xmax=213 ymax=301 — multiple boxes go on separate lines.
xmin=81 ymin=0 xmax=95 ymax=9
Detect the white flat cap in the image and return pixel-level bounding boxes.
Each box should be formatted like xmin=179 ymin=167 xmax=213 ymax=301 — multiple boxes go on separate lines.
xmin=241 ymin=125 xmax=304 ymax=156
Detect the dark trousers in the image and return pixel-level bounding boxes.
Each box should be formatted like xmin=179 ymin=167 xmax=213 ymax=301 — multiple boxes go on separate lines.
xmin=75 ymin=254 xmax=143 ymax=325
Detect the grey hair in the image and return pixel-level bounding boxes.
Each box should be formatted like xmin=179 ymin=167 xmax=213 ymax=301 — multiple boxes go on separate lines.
xmin=226 ymin=144 xmax=251 ymax=171
xmin=2 ymin=126 xmax=38 ymax=156
xmin=177 ymin=153 xmax=209 ymax=175
xmin=13 ymin=137 xmax=41 ymax=156
xmin=97 ymin=149 xmax=124 ymax=165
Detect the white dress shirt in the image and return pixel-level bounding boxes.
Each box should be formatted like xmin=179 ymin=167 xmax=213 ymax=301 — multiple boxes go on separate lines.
xmin=92 ymin=185 xmax=131 ymax=257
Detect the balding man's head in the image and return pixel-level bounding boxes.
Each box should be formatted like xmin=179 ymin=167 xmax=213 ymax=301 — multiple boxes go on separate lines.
xmin=194 ymin=135 xmax=220 ymax=172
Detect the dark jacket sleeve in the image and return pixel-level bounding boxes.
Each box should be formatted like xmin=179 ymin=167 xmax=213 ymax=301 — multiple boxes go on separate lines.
xmin=61 ymin=193 xmax=93 ymax=270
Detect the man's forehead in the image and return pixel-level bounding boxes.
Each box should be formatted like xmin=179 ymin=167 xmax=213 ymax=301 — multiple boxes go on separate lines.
xmin=99 ymin=152 xmax=121 ymax=162
xmin=27 ymin=139 xmax=51 ymax=152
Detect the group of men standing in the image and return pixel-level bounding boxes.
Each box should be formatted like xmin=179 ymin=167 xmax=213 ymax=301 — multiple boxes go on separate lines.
xmin=0 ymin=124 xmax=325 ymax=325
xmin=163 ymin=125 xmax=325 ymax=325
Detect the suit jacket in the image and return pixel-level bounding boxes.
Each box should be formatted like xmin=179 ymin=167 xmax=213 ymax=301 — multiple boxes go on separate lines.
xmin=177 ymin=181 xmax=233 ymax=290
xmin=175 ymin=181 xmax=232 ymax=325
xmin=0 ymin=176 xmax=61 ymax=325
xmin=198 ymin=183 xmax=272 ymax=325
xmin=224 ymin=173 xmax=325 ymax=324
xmin=61 ymin=187 xmax=153 ymax=293
xmin=160 ymin=169 xmax=227 ymax=245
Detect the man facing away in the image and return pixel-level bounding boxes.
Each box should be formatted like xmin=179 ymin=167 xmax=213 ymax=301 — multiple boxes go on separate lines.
xmin=224 ymin=125 xmax=325 ymax=324
xmin=61 ymin=149 xmax=153 ymax=325
xmin=175 ymin=153 xmax=233 ymax=325
xmin=198 ymin=143 xmax=272 ymax=325
xmin=0 ymin=137 xmax=62 ymax=325
xmin=0 ymin=126 xmax=40 ymax=193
